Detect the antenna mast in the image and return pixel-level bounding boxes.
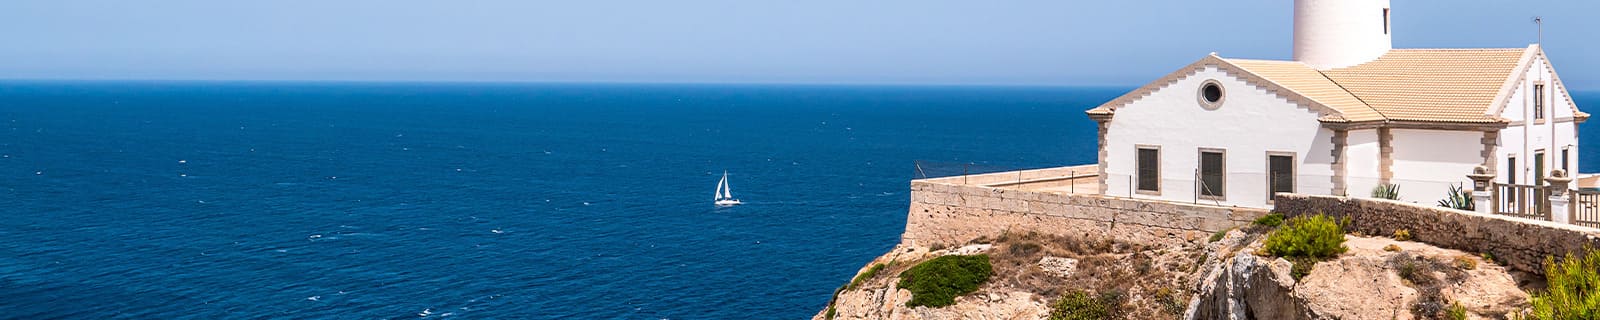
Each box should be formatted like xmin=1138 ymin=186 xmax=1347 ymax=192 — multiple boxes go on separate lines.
xmin=1534 ymin=16 xmax=1543 ymax=45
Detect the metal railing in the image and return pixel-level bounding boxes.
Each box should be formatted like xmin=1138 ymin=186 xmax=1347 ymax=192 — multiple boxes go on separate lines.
xmin=1495 ymin=184 xmax=1549 ymax=221
xmin=1573 ymin=190 xmax=1600 ymax=228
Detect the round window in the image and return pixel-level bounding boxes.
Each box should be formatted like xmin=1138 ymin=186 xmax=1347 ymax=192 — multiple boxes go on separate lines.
xmin=1197 ymin=80 xmax=1225 ymax=109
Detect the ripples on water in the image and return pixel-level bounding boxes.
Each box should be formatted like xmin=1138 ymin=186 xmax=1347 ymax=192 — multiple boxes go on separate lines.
xmin=6 ymin=82 xmax=1588 ymax=318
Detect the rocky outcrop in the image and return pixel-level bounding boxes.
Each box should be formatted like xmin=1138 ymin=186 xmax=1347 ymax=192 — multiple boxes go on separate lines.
xmin=818 ymin=244 xmax=1050 ymax=320
xmin=1190 ymin=253 xmax=1311 ymax=320
xmin=1188 ymin=234 xmax=1531 ymax=320
xmin=820 ymin=228 xmax=1536 ymax=320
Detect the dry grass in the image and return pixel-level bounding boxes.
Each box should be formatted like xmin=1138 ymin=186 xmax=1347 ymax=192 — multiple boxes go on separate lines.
xmin=1390 ymin=252 xmax=1470 ymax=319
xmin=979 ymin=231 xmax=1206 ymax=319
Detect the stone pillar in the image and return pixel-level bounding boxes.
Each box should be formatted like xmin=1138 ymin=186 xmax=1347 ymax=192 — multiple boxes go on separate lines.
xmin=1088 ymin=112 xmax=1114 ymax=197
xmin=1548 ymin=170 xmax=1574 ymax=223
xmin=1467 ymin=166 xmax=1495 ymax=215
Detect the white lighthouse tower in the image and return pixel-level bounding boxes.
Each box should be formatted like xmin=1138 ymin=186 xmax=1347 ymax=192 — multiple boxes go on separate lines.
xmin=1293 ymin=0 xmax=1393 ymax=70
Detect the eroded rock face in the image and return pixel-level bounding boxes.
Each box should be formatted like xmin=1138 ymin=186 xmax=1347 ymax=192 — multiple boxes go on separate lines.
xmin=1037 ymin=256 xmax=1078 ymax=278
xmin=819 ymin=232 xmax=1532 ymax=320
xmin=1189 ymin=253 xmax=1312 ymax=320
xmin=1188 ymin=235 xmax=1530 ymax=320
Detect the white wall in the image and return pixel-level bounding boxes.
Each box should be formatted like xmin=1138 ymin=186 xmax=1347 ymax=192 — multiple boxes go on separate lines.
xmin=1345 ymin=129 xmax=1381 ymax=198
xmin=1495 ymin=55 xmax=1582 ymax=187
xmin=1103 ymin=65 xmax=1333 ymax=208
xmin=1388 ymin=129 xmax=1482 ymax=204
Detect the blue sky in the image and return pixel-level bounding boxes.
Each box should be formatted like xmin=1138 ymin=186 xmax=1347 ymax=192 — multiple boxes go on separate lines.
xmin=2 ymin=0 xmax=1597 ymax=88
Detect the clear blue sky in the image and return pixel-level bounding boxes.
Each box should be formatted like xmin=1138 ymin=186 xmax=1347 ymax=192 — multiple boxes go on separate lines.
xmin=2 ymin=0 xmax=1597 ymax=88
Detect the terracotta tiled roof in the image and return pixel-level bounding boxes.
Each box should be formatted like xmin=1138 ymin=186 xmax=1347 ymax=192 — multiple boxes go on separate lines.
xmin=1319 ymin=48 xmax=1529 ymax=123
xmin=1224 ymin=59 xmax=1383 ymax=122
xmin=1091 ymin=45 xmax=1586 ymax=126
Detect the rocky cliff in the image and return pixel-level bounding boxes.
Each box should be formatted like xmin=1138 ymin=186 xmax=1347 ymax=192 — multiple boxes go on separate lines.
xmin=818 ymin=228 xmax=1538 ymax=320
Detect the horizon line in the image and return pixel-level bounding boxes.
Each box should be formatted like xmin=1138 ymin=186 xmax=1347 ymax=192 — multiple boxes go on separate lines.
xmin=0 ymin=77 xmax=1146 ymax=89
xmin=2 ymin=78 xmax=1598 ymax=93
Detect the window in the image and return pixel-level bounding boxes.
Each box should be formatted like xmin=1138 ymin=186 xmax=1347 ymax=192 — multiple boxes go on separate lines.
xmin=1535 ymin=151 xmax=1546 ymax=185
xmin=1136 ymin=146 xmax=1160 ymax=193
xmin=1268 ymin=153 xmax=1295 ymax=200
xmin=1382 ymin=8 xmax=1391 ymax=34
xmin=1563 ymin=148 xmax=1571 ymax=174
xmin=1534 ymin=84 xmax=1546 ymax=120
xmin=1199 ymin=149 xmax=1226 ymax=199
xmin=1508 ymin=156 xmax=1518 ymax=185
xmin=1202 ymin=84 xmax=1223 ymax=103
xmin=1197 ymin=80 xmax=1225 ymax=110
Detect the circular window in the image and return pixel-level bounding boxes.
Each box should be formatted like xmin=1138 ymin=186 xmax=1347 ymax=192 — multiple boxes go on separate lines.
xmin=1197 ymin=80 xmax=1225 ymax=110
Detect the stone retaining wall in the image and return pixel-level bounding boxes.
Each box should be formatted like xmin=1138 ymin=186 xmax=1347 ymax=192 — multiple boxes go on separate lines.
xmin=905 ymin=180 xmax=1269 ymax=247
xmin=1273 ymin=193 xmax=1600 ymax=274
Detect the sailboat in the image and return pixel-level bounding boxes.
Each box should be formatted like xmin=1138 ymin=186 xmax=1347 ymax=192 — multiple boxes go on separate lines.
xmin=714 ymin=171 xmax=743 ymax=206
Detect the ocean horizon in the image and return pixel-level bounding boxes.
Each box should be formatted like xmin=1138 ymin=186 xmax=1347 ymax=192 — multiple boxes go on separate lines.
xmin=3 ymin=81 xmax=1596 ymax=318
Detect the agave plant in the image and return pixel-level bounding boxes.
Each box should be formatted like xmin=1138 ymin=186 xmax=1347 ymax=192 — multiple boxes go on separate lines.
xmin=1438 ymin=183 xmax=1474 ymax=211
xmin=1371 ymin=183 xmax=1401 ymax=200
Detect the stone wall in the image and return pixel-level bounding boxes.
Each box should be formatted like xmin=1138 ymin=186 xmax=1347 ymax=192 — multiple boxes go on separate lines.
xmin=1273 ymin=193 xmax=1600 ymax=274
xmin=905 ymin=180 xmax=1269 ymax=247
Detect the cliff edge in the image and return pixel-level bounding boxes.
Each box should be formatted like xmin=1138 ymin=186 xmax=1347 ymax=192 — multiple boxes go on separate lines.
xmin=817 ymin=227 xmax=1537 ymax=320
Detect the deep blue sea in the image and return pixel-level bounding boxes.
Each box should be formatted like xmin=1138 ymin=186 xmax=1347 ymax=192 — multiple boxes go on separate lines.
xmin=2 ymin=82 xmax=1596 ymax=319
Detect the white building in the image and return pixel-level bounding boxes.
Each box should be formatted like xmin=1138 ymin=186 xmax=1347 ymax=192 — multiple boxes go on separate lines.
xmin=1087 ymin=0 xmax=1587 ymax=208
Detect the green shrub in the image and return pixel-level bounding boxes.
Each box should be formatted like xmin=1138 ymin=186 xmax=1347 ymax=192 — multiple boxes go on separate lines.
xmin=847 ymin=263 xmax=887 ymax=290
xmin=1530 ymin=247 xmax=1600 ymax=319
xmin=1438 ymin=183 xmax=1475 ymax=211
xmin=1453 ymin=255 xmax=1477 ymax=270
xmin=898 ymin=255 xmax=993 ymax=308
xmin=1208 ymin=227 xmax=1232 ymax=243
xmin=1372 ymin=184 xmax=1402 ymax=200
xmin=1393 ymin=229 xmax=1413 ymax=241
xmin=1253 ymin=213 xmax=1285 ymax=228
xmin=826 ymin=284 xmax=846 ymax=320
xmin=1446 ymin=302 xmax=1468 ymax=320
xmin=1154 ymin=287 xmax=1185 ymax=316
xmin=1262 ymin=214 xmax=1349 ymax=259
xmin=1049 ymin=290 xmax=1123 ymax=320
xmin=1397 ymin=259 xmax=1422 ymax=284
xmin=1289 ymin=257 xmax=1316 ymax=281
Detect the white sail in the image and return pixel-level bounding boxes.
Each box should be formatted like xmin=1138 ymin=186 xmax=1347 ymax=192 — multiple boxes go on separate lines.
xmin=715 ymin=175 xmax=727 ymax=200
xmin=721 ymin=172 xmax=733 ymax=199
xmin=713 ymin=171 xmax=742 ymax=206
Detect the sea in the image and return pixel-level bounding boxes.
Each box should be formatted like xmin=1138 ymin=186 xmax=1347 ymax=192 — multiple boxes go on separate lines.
xmin=0 ymin=82 xmax=1595 ymax=319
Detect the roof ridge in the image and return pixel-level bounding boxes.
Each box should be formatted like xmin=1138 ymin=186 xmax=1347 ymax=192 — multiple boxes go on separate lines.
xmin=1219 ymin=58 xmax=1364 ymax=121
xmin=1222 ymin=58 xmax=1296 ymax=63
xmin=1315 ymin=69 xmax=1387 ymax=121
xmin=1390 ymin=48 xmax=1527 ymax=51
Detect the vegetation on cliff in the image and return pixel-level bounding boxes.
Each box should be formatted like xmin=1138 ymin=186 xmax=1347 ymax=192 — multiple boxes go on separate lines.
xmin=897 ymin=254 xmax=992 ymax=307
xmin=846 ymin=263 xmax=887 ymax=291
xmin=1262 ymin=214 xmax=1348 ymax=259
xmin=1251 ymin=212 xmax=1285 ymax=228
xmin=1261 ymin=213 xmax=1347 ymax=280
xmin=1530 ymin=246 xmax=1600 ymax=319
xmin=1048 ymin=289 xmax=1122 ymax=320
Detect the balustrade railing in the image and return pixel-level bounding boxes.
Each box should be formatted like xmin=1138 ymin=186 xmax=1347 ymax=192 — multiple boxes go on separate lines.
xmin=1494 ymin=184 xmax=1549 ymax=221
xmin=1573 ymin=190 xmax=1600 ymax=228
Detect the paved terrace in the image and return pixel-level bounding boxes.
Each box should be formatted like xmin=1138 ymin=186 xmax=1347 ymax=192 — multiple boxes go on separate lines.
xmin=916 ymin=164 xmax=1100 ymax=195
